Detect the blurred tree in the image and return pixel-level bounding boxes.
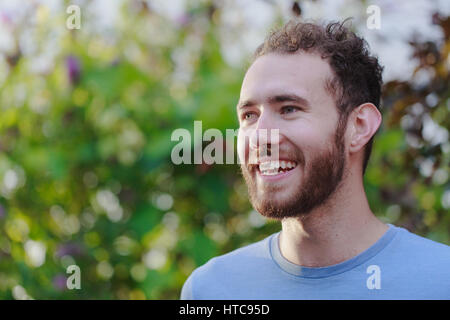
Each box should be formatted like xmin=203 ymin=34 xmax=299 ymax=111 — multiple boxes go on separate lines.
xmin=0 ymin=1 xmax=448 ymax=300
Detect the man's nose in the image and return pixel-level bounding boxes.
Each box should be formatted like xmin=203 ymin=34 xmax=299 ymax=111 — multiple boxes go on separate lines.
xmin=249 ymin=112 xmax=282 ymax=154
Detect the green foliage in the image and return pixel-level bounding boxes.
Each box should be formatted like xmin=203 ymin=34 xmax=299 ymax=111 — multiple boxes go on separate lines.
xmin=0 ymin=2 xmax=448 ymax=300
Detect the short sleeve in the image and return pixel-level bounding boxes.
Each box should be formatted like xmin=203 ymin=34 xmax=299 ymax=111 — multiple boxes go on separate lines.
xmin=180 ymin=273 xmax=194 ymax=300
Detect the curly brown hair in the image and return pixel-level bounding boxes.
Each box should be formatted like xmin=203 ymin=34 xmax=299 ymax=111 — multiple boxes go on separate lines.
xmin=253 ymin=19 xmax=384 ymax=175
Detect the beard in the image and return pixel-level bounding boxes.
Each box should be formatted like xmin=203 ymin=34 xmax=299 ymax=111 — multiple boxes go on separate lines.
xmin=240 ymin=119 xmax=347 ymax=220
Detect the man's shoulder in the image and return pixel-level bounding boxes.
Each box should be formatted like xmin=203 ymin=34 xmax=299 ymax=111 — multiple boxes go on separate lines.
xmin=181 ymin=233 xmax=276 ymax=299
xmin=395 ymin=225 xmax=450 ymax=250
xmin=194 ymin=232 xmax=275 ymax=275
xmin=391 ymin=225 xmax=450 ymax=264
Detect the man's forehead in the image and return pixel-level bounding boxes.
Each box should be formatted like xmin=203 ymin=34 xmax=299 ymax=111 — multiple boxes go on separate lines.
xmin=239 ymin=52 xmax=333 ymax=103
xmin=245 ymin=52 xmax=332 ymax=80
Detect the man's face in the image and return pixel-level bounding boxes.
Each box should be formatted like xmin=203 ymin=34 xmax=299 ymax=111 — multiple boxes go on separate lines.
xmin=237 ymin=52 xmax=347 ymax=219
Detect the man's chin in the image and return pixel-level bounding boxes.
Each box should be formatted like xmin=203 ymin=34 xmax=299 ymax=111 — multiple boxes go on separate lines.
xmin=251 ymin=195 xmax=300 ymax=220
xmin=255 ymin=185 xmax=297 ymax=201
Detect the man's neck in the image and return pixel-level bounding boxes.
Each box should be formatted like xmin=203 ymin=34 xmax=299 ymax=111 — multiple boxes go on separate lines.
xmin=279 ymin=171 xmax=388 ymax=268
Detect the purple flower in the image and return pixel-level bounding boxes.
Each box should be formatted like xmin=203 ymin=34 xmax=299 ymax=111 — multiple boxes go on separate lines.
xmin=175 ymin=13 xmax=190 ymax=27
xmin=66 ymin=55 xmax=81 ymax=85
xmin=53 ymin=274 xmax=67 ymax=291
xmin=56 ymin=243 xmax=83 ymax=258
xmin=1 ymin=12 xmax=13 ymax=26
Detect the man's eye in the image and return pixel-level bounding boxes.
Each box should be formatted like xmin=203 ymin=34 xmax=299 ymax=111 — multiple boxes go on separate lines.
xmin=243 ymin=112 xmax=257 ymax=120
xmin=281 ymin=106 xmax=300 ymax=114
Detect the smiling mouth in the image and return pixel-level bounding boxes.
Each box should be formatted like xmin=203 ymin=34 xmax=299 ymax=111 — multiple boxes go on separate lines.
xmin=258 ymin=160 xmax=298 ymax=176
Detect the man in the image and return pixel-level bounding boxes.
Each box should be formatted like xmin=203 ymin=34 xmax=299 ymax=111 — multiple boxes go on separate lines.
xmin=180 ymin=20 xmax=450 ymax=299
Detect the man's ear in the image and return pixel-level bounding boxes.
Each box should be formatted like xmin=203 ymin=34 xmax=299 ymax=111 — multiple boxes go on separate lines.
xmin=348 ymin=103 xmax=382 ymax=154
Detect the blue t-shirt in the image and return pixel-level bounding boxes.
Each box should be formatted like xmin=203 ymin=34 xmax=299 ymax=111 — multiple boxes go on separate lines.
xmin=180 ymin=224 xmax=450 ymax=299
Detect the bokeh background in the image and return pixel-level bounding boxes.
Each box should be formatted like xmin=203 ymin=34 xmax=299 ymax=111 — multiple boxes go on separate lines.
xmin=0 ymin=0 xmax=449 ymax=299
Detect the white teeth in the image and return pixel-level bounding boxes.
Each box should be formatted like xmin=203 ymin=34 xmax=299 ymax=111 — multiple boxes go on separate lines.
xmin=261 ymin=169 xmax=278 ymax=176
xmin=258 ymin=160 xmax=297 ymax=175
xmin=259 ymin=161 xmax=279 ymax=171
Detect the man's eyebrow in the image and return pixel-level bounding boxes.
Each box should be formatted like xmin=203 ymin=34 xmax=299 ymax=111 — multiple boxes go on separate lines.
xmin=268 ymin=94 xmax=310 ymax=107
xmin=236 ymin=100 xmax=255 ymax=110
xmin=237 ymin=94 xmax=310 ymax=110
